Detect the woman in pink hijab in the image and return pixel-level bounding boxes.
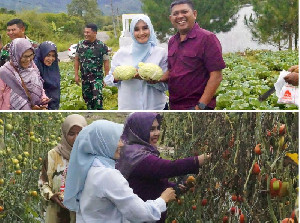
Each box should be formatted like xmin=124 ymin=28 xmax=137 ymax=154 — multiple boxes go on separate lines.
xmin=0 ymin=38 xmax=49 ymax=110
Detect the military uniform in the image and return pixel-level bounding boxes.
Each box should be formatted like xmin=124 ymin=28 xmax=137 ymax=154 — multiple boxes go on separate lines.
xmin=0 ymin=37 xmax=39 ymax=67
xmin=76 ymin=39 xmax=109 ymax=110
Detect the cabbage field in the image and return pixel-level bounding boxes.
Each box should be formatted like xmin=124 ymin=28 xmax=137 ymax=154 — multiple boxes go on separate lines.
xmin=58 ymin=50 xmax=298 ymax=110
xmin=216 ymin=50 xmax=298 ymax=110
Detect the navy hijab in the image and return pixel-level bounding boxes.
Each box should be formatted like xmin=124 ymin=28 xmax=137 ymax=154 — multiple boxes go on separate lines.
xmin=34 ymin=41 xmax=60 ymax=110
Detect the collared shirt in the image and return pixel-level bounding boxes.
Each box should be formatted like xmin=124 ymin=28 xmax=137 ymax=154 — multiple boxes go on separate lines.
xmin=168 ymin=23 xmax=226 ymax=110
xmin=76 ymin=160 xmax=166 ymax=223
xmin=0 ymin=36 xmax=38 ymax=67
xmin=76 ymin=39 xmax=109 ymax=80
xmin=104 ymin=45 xmax=168 ymax=110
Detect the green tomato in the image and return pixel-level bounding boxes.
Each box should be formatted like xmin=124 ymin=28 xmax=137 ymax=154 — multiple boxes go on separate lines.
xmin=5 ymin=124 xmax=13 ymax=131
xmin=273 ymin=181 xmax=280 ymax=191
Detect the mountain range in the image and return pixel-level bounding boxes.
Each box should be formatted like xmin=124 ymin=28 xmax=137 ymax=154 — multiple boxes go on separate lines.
xmin=0 ymin=0 xmax=142 ymax=15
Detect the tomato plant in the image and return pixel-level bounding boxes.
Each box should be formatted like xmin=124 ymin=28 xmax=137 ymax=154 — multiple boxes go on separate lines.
xmin=0 ymin=112 xmax=130 ymax=222
xmin=0 ymin=112 xmax=68 ymax=222
xmin=161 ymin=113 xmax=298 ymax=222
xmin=0 ymin=112 xmax=297 ymax=222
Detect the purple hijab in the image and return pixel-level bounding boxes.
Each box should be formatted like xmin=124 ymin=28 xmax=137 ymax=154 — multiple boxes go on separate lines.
xmin=0 ymin=38 xmax=44 ymax=109
xmin=117 ymin=112 xmax=161 ymax=179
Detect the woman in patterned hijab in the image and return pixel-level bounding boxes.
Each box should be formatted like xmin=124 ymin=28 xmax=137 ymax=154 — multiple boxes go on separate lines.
xmin=0 ymin=38 xmax=49 ymax=109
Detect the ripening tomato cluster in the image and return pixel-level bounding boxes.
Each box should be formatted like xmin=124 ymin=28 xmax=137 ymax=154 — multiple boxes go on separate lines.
xmin=165 ymin=113 xmax=298 ymax=223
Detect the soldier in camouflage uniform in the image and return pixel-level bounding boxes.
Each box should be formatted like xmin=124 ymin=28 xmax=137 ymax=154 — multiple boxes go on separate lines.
xmin=74 ymin=23 xmax=109 ymax=110
xmin=0 ymin=19 xmax=39 ymax=67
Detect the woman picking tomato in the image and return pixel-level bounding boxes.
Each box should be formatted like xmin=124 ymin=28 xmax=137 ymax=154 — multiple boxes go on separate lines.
xmin=117 ymin=112 xmax=211 ymax=223
xmin=63 ymin=120 xmax=176 ymax=222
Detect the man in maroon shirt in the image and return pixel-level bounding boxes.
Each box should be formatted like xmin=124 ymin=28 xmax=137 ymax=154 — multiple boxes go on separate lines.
xmin=161 ymin=0 xmax=226 ymax=110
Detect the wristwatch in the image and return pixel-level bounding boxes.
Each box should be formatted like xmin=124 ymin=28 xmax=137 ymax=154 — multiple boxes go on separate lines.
xmin=197 ymin=102 xmax=207 ymax=110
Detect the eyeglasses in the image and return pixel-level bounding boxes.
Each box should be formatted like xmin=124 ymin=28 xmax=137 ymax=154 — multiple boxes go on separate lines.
xmin=21 ymin=53 xmax=35 ymax=60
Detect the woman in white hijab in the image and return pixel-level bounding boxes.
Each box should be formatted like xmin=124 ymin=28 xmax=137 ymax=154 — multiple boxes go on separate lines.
xmin=104 ymin=15 xmax=168 ymax=110
xmin=63 ymin=120 xmax=175 ymax=223
xmin=39 ymin=114 xmax=88 ymax=223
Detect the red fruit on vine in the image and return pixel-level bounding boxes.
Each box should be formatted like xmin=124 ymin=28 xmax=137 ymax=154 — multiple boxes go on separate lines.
xmin=254 ymin=144 xmax=262 ymax=155
xmin=171 ymin=220 xmax=177 ymax=223
xmin=192 ymin=205 xmax=197 ymax=210
xmin=238 ymin=208 xmax=242 ymax=215
xmin=232 ymin=195 xmax=237 ymax=201
xmin=230 ymin=207 xmax=236 ymax=215
xmin=279 ymin=124 xmax=286 ymax=136
xmin=270 ymin=178 xmax=282 ymax=197
xmin=238 ymin=195 xmax=243 ymax=202
xmin=222 ymin=216 xmax=229 ymax=223
xmin=189 ymin=187 xmax=195 ymax=193
xmin=201 ymin=198 xmax=208 ymax=206
xmin=177 ymin=199 xmax=182 ymax=205
xmin=240 ymin=214 xmax=245 ymax=223
xmin=282 ymin=218 xmax=294 ymax=223
xmin=222 ymin=149 xmax=230 ymax=160
xmin=252 ymin=163 xmax=260 ymax=175
xmin=291 ymin=210 xmax=296 ymax=219
xmin=273 ymin=124 xmax=286 ymax=136
xmin=266 ymin=129 xmax=272 ymax=137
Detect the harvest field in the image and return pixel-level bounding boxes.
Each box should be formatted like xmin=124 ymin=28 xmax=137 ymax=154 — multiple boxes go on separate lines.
xmin=58 ymin=50 xmax=298 ymax=110
xmin=0 ymin=112 xmax=298 ymax=222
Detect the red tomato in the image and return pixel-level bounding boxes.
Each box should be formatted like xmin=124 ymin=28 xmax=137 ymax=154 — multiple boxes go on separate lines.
xmin=254 ymin=144 xmax=262 ymax=155
xmin=252 ymin=163 xmax=260 ymax=175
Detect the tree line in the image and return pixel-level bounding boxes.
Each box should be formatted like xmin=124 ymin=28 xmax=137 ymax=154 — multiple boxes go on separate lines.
xmin=0 ymin=0 xmax=297 ymax=51
xmin=141 ymin=0 xmax=298 ymax=50
xmin=0 ymin=1 xmax=114 ymax=51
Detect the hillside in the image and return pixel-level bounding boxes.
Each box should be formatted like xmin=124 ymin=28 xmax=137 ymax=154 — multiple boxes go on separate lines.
xmin=0 ymin=0 xmax=142 ymax=15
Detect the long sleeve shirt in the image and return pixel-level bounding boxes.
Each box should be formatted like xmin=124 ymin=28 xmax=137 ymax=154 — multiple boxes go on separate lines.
xmin=104 ymin=45 xmax=168 ymax=110
xmin=77 ymin=163 xmax=167 ymax=223
xmin=128 ymin=155 xmax=199 ymax=202
xmin=0 ymin=78 xmax=48 ymax=110
xmin=127 ymin=155 xmax=199 ymax=223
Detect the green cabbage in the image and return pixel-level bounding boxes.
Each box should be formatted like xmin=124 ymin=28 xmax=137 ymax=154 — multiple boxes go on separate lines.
xmin=113 ymin=65 xmax=136 ymax=80
xmin=138 ymin=62 xmax=163 ymax=81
